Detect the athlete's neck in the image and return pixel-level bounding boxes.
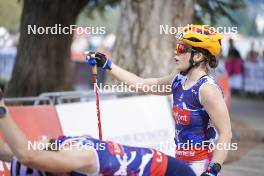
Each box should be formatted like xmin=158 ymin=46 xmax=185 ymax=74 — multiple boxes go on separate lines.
xmin=185 ymin=67 xmax=207 ymax=83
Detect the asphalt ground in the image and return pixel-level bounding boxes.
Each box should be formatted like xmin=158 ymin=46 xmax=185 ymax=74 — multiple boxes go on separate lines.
xmin=222 ymin=97 xmax=264 ymax=176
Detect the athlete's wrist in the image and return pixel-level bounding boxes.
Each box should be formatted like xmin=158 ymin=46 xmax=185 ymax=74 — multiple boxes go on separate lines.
xmin=103 ymin=59 xmax=112 ymax=70
xmin=0 ymin=106 xmax=8 ymax=119
xmin=86 ymin=51 xmax=112 ymax=70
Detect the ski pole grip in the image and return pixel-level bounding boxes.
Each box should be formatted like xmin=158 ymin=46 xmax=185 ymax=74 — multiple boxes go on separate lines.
xmin=84 ymin=51 xmax=96 ymax=58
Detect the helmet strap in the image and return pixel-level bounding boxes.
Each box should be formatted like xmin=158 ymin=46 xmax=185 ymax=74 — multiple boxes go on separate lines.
xmin=180 ymin=51 xmax=206 ymax=76
xmin=180 ymin=51 xmax=195 ymax=76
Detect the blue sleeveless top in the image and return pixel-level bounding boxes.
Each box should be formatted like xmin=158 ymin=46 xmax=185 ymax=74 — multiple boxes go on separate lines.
xmin=171 ymin=74 xmax=221 ymax=146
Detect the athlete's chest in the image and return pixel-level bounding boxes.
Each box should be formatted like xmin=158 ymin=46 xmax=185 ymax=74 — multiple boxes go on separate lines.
xmin=172 ymin=82 xmax=201 ymax=108
xmin=172 ymin=84 xmax=208 ymax=127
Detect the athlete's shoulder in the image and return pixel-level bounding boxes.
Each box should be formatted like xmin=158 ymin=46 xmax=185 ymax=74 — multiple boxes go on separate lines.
xmin=199 ymin=81 xmax=224 ymax=105
xmin=200 ymin=75 xmax=222 ymax=91
xmin=198 ymin=75 xmax=223 ymax=103
xmin=199 ymin=75 xmax=217 ymax=84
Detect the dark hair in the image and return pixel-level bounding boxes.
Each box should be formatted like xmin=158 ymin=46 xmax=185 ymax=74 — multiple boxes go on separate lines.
xmin=193 ymin=47 xmax=218 ymax=69
xmin=208 ymin=56 xmax=218 ymax=68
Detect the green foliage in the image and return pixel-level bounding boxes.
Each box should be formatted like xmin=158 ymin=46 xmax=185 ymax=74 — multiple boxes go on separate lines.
xmin=80 ymin=0 xmax=251 ymax=35
xmin=77 ymin=6 xmax=120 ymax=33
xmin=1 ymin=0 xmax=258 ymax=36
xmin=193 ymin=0 xmax=246 ymax=25
xmin=77 ymin=0 xmax=121 ymax=33
xmin=0 ymin=0 xmax=22 ymax=31
xmin=220 ymin=8 xmax=260 ymax=36
xmin=207 ymin=0 xmax=262 ymax=36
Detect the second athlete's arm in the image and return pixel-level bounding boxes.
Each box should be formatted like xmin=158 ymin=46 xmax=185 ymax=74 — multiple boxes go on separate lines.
xmin=0 ymin=103 xmax=97 ymax=173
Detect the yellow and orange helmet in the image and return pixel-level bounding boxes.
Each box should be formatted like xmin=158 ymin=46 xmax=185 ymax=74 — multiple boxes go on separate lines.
xmin=176 ymin=24 xmax=223 ymax=56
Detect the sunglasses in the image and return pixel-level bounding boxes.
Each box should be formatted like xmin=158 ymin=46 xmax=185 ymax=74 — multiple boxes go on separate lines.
xmin=175 ymin=43 xmax=194 ymax=55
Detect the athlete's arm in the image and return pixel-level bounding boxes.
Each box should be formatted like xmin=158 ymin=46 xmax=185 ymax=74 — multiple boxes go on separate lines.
xmin=0 ymin=102 xmax=97 ymax=173
xmin=200 ymin=83 xmax=232 ymax=165
xmin=20 ymin=146 xmax=97 ymax=173
xmin=109 ymin=64 xmax=175 ymax=95
xmin=0 ymin=139 xmax=13 ymax=162
xmin=86 ymin=51 xmax=177 ymax=95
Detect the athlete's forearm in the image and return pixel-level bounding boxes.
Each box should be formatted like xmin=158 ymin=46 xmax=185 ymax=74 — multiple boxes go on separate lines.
xmin=0 ymin=139 xmax=13 ymax=162
xmin=109 ymin=64 xmax=173 ymax=95
xmin=0 ymin=113 xmax=32 ymax=162
xmin=211 ymin=133 xmax=232 ymax=165
xmin=109 ymin=64 xmax=144 ymax=86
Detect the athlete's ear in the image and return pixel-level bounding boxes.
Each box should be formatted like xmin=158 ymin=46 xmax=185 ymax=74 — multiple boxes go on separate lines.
xmin=193 ymin=52 xmax=203 ymax=62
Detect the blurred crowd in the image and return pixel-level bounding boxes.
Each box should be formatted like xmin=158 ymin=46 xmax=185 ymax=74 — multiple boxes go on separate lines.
xmin=0 ymin=27 xmax=19 ymax=48
xmin=220 ymin=38 xmax=264 ymax=94
xmin=0 ymin=27 xmax=17 ymax=87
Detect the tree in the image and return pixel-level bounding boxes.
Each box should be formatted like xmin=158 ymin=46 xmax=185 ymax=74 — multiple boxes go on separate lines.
xmin=112 ymin=0 xmax=246 ymax=78
xmin=193 ymin=0 xmax=246 ymax=25
xmin=113 ymin=0 xmax=195 ymax=78
xmin=6 ymin=0 xmax=89 ymax=97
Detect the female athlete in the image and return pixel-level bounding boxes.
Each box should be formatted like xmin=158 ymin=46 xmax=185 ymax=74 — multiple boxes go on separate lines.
xmin=87 ymin=24 xmax=232 ymax=176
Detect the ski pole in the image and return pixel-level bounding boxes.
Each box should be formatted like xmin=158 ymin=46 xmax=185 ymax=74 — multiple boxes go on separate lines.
xmin=85 ymin=51 xmax=103 ymax=140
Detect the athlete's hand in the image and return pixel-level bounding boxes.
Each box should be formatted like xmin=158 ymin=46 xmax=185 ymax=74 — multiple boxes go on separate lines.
xmin=85 ymin=51 xmax=112 ymax=70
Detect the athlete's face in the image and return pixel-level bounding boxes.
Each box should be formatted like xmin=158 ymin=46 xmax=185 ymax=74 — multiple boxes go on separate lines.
xmin=174 ymin=43 xmax=192 ymax=71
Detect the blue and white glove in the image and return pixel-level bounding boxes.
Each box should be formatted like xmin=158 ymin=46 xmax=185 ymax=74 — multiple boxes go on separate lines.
xmin=85 ymin=51 xmax=112 ymax=70
xmin=201 ymin=162 xmax=222 ymax=176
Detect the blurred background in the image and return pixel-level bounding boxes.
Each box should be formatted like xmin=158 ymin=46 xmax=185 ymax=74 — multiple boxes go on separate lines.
xmin=1 ymin=0 xmax=264 ymax=96
xmin=0 ymin=0 xmax=264 ymax=176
